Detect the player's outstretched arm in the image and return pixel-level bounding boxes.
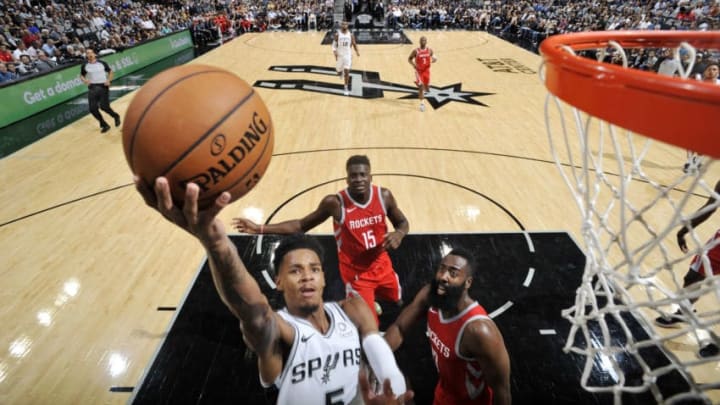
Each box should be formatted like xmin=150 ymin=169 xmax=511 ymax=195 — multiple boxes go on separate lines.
xmin=232 ymin=217 xmax=262 ymax=234
xmin=232 ymin=194 xmax=339 ymax=235
xmin=384 ymin=285 xmax=429 ymax=350
xmin=134 ymin=177 xmax=288 ymax=360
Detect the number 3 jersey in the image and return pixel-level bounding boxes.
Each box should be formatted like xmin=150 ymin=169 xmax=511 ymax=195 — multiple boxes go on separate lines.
xmin=334 ymin=184 xmax=389 ymax=269
xmin=271 ymin=302 xmax=362 ymax=405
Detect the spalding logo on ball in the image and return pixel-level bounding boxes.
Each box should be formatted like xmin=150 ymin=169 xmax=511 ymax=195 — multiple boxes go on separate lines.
xmin=122 ymin=64 xmax=274 ymax=208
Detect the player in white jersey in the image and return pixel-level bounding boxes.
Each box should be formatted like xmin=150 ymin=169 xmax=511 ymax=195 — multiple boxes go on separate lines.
xmin=333 ymin=21 xmax=359 ymax=96
xmin=133 ymin=176 xmax=412 ymax=404
xmin=272 ymin=302 xmax=361 ymax=403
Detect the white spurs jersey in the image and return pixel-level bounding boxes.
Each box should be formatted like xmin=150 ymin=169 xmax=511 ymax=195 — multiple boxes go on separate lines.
xmin=273 ymin=302 xmax=362 ymax=405
xmin=336 ymin=30 xmax=353 ymax=56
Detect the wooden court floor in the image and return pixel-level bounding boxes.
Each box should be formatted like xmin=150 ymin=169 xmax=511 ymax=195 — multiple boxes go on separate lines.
xmin=0 ymin=31 xmax=718 ymax=404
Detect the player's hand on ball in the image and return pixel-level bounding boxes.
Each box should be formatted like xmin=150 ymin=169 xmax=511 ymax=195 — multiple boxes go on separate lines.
xmin=232 ymin=217 xmax=260 ymax=234
xmin=432 ymin=56 xmax=437 ymax=63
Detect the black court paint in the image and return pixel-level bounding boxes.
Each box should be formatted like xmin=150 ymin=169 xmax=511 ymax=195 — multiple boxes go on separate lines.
xmin=129 ymin=233 xmax=696 ymax=405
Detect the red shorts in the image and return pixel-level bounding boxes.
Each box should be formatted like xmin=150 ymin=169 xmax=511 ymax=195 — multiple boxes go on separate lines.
xmin=339 ymin=252 xmax=401 ymax=323
xmin=415 ymin=68 xmax=430 ymax=87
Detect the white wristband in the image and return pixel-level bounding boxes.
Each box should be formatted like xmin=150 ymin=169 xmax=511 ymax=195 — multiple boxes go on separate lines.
xmin=362 ymin=333 xmax=406 ymax=397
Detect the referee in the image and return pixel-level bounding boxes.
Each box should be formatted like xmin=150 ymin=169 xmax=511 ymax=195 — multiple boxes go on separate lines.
xmin=80 ymin=49 xmax=121 ymax=133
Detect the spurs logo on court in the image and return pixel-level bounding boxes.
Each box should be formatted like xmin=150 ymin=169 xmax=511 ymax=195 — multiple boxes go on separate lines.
xmin=254 ymin=65 xmax=493 ymax=109
xmin=477 ymin=58 xmax=536 ymax=74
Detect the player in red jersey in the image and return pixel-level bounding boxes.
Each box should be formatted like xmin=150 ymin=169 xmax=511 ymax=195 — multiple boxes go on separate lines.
xmin=655 ymin=180 xmax=720 ymax=358
xmin=384 ymin=249 xmax=511 ymax=405
xmin=232 ymin=155 xmax=409 ymax=324
xmin=408 ymin=36 xmax=436 ymax=112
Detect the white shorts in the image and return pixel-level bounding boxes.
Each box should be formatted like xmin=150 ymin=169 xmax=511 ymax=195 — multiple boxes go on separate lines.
xmin=336 ymin=54 xmax=352 ymax=72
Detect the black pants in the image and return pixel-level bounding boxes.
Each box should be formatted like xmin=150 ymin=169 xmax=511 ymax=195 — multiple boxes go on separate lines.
xmin=88 ymin=84 xmax=119 ymax=127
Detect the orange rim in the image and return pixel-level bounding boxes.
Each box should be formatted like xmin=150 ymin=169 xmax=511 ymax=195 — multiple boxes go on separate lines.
xmin=540 ymin=30 xmax=720 ymax=159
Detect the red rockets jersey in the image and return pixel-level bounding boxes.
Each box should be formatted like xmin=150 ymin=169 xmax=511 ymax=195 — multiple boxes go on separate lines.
xmin=333 ymin=184 xmax=388 ymax=269
xmin=427 ymin=302 xmax=493 ymax=405
xmin=415 ymin=47 xmax=432 ymax=71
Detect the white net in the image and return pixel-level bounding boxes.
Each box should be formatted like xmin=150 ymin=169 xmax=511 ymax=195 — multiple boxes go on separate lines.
xmin=542 ymin=40 xmax=720 ymax=404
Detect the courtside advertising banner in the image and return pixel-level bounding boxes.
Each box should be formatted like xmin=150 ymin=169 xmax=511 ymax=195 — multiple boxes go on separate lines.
xmin=0 ymin=29 xmax=193 ymax=128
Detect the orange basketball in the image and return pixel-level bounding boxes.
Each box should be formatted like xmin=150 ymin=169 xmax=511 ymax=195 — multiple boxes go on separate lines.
xmin=122 ymin=64 xmax=274 ymax=208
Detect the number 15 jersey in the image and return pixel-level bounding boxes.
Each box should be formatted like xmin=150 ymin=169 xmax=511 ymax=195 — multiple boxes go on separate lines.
xmin=334 ymin=184 xmax=389 ymax=269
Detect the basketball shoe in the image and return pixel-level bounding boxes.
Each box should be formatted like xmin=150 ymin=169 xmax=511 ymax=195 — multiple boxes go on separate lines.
xmin=655 ymin=309 xmax=693 ymax=328
xmin=699 ymin=343 xmax=719 ymax=358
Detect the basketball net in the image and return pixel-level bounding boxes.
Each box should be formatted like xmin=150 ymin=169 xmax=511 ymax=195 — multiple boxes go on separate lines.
xmin=540 ymin=32 xmax=720 ymax=404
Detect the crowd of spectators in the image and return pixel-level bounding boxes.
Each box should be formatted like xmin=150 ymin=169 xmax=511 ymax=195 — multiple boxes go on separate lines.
xmin=1 ymin=0 xmax=719 ymax=86
xmin=0 ymin=0 xmax=193 ymax=85
xmin=380 ymin=0 xmax=719 ymax=53
xmin=192 ymin=0 xmax=720 ymax=76
xmin=0 ymin=0 xmax=344 ymax=85
xmin=189 ymin=0 xmax=338 ymax=46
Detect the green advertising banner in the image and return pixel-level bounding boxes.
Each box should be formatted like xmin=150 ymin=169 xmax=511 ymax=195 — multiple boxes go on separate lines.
xmin=0 ymin=29 xmax=193 ymax=128
xmin=0 ymin=47 xmax=195 ymax=157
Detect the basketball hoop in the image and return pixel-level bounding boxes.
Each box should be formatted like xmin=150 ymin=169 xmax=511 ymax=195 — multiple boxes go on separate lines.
xmin=541 ymin=31 xmax=720 ymax=159
xmin=540 ymin=31 xmax=720 ymax=404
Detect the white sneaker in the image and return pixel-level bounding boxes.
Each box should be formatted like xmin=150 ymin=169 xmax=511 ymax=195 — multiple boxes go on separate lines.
xmin=344 ymin=86 xmax=349 ymax=96
xmin=419 ymin=103 xmax=425 ymax=112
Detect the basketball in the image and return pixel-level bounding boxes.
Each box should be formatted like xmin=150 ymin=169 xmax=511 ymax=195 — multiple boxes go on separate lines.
xmin=122 ymin=64 xmax=274 ymax=208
